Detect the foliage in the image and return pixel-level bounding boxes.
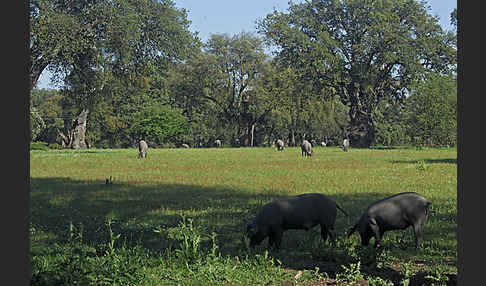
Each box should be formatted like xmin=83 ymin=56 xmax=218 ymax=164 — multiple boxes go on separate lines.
xmin=30 ymin=141 xmax=49 ymax=151
xmin=30 ymin=88 xmax=65 ymax=144
xmin=30 ymin=1 xmax=457 ymax=150
xmin=425 ymin=266 xmax=450 ymax=286
xmin=336 ymin=261 xmax=364 ymax=284
xmin=30 ymin=105 xmax=46 ymax=142
xmin=367 ymin=276 xmax=394 ymax=286
xmin=405 ymin=73 xmax=457 ymax=147
xmin=131 ymin=104 xmax=189 ymax=147
xmin=154 ymin=214 xmax=204 ymax=263
xmin=372 ymin=99 xmax=409 ymax=146
xmin=30 ymin=0 xmax=199 ymax=148
xmin=167 ymin=50 xmax=231 ymax=146
xmin=30 ymin=0 xmax=198 ymax=89
xmin=47 ymin=142 xmax=61 ymax=150
xmin=399 ymin=262 xmax=413 ymax=286
xmin=258 ymin=0 xmax=457 ymax=147
xmin=30 ymin=225 xmax=153 ymax=285
xmin=30 ymin=0 xmax=93 ymax=88
xmin=450 ymin=8 xmax=457 ymax=28
xmin=170 ymin=32 xmax=270 ymax=146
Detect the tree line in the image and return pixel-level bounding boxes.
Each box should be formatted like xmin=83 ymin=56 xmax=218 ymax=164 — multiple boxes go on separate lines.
xmin=30 ymin=0 xmax=457 ymax=149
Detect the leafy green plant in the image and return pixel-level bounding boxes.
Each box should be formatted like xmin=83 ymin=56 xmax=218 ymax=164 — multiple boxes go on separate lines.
xmin=399 ymin=261 xmax=414 ymax=286
xmin=155 ymin=214 xmax=203 ymax=263
xmin=416 ymin=160 xmax=428 ymax=171
xmin=425 ymin=266 xmax=450 ymax=285
xmin=336 ymin=261 xmax=364 ymax=284
xmin=367 ymin=276 xmax=394 ymax=286
xmin=105 ymin=214 xmax=121 ymax=256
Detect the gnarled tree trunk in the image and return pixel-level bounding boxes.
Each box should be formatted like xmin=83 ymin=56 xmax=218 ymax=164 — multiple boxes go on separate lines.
xmin=59 ymin=109 xmax=89 ymax=149
xmin=72 ymin=109 xmax=89 ymax=149
xmin=348 ymin=111 xmax=374 ymax=148
xmin=345 ymin=84 xmax=375 ymax=148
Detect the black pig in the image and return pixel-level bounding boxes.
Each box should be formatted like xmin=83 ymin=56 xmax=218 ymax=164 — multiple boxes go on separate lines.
xmin=246 ymin=193 xmax=348 ymax=250
xmin=347 ymin=192 xmax=430 ymax=248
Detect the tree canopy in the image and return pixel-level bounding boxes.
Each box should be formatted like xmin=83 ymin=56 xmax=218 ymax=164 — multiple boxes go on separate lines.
xmin=30 ymin=0 xmax=457 ymax=149
xmin=257 ymin=0 xmax=456 ymax=147
xmin=30 ymin=0 xmax=199 ymax=147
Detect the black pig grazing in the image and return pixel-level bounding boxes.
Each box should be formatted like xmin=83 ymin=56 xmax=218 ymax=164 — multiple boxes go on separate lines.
xmin=246 ymin=193 xmax=348 ymax=250
xmin=347 ymin=192 xmax=430 ymax=248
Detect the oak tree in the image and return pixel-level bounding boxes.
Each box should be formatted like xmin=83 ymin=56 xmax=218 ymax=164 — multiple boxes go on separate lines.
xmin=258 ymin=0 xmax=456 ymax=147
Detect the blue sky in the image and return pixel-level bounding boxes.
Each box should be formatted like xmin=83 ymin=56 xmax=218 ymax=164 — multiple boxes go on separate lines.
xmin=36 ymin=0 xmax=456 ymax=89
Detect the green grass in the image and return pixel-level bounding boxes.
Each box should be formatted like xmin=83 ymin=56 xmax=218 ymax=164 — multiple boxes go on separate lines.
xmin=30 ymin=146 xmax=457 ymax=285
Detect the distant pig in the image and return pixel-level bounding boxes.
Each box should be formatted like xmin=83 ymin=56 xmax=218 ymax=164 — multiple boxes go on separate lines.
xmin=301 ymin=140 xmax=313 ymax=157
xmin=347 ymin=192 xmax=431 ymax=248
xmin=276 ymin=139 xmax=285 ymax=151
xmin=246 ymin=193 xmax=348 ymax=250
xmin=138 ymin=140 xmax=148 ymax=158
xmin=343 ymin=138 xmax=350 ymax=152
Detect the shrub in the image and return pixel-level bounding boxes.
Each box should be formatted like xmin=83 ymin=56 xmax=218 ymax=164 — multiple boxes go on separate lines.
xmin=160 ymin=142 xmax=177 ymax=149
xmin=131 ymin=104 xmax=189 ymax=146
xmin=47 ymin=142 xmax=61 ymax=149
xmin=30 ymin=141 xmax=49 ymax=151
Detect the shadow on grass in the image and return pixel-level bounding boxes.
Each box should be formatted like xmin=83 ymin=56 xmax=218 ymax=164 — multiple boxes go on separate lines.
xmin=391 ymin=158 xmax=457 ymax=164
xmin=29 ymin=177 xmax=456 ymax=283
xmin=29 ymin=177 xmax=284 ymax=252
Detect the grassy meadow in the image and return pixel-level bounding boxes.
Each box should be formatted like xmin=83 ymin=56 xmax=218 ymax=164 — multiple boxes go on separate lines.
xmin=29 ymin=146 xmax=457 ymax=285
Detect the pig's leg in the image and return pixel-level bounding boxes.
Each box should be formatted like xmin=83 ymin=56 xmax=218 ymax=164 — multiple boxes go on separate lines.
xmin=319 ymin=223 xmax=329 ymax=245
xmin=327 ymin=227 xmax=336 ymax=245
xmin=370 ymin=220 xmax=383 ymax=248
xmin=268 ymin=227 xmax=284 ymax=250
xmin=412 ymin=219 xmax=426 ymax=248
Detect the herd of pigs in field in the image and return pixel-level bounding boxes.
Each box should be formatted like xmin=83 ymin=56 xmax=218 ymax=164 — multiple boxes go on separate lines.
xmin=136 ymin=138 xmax=431 ymax=253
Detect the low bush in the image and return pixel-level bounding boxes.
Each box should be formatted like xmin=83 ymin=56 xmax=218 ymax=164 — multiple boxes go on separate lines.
xmin=30 ymin=141 xmax=49 ymax=151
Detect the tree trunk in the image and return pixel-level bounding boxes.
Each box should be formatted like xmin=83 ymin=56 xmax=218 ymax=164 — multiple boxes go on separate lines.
xmin=249 ymin=123 xmax=255 ymax=147
xmin=348 ymin=107 xmax=374 ymax=148
xmin=59 ymin=130 xmax=74 ymax=148
xmin=238 ymin=124 xmax=248 ymax=147
xmin=71 ymin=109 xmax=89 ymax=149
xmin=346 ymin=85 xmax=375 ymax=148
xmin=59 ymin=109 xmax=89 ymax=149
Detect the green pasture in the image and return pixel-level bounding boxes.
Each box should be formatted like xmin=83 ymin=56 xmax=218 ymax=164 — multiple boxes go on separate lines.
xmin=29 ymin=146 xmax=457 ymax=285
